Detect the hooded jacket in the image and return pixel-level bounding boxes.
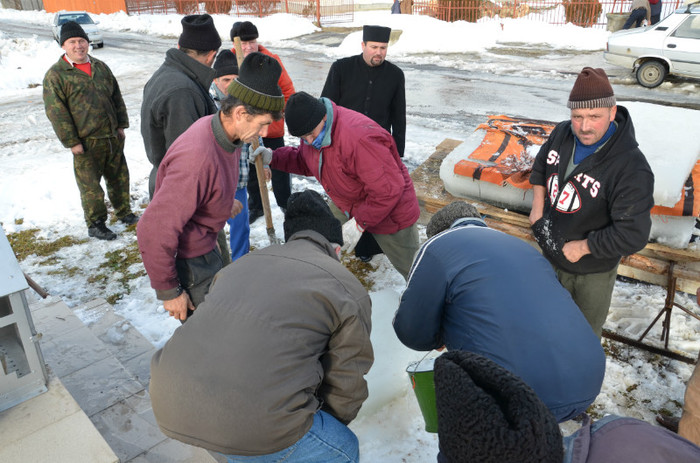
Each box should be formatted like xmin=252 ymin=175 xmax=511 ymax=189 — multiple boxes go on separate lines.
xmin=149 ymin=230 xmax=373 ymax=455
xmin=271 ymin=99 xmax=419 ymax=234
xmin=393 ymin=220 xmax=606 ymax=422
xmin=529 ymin=105 xmax=654 ymax=274
xmin=141 ymin=48 xmax=218 ymax=169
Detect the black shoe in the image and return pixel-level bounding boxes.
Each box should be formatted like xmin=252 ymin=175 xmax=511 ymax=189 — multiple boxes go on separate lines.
xmin=357 ymin=255 xmax=373 ymax=263
xmin=119 ymin=213 xmax=139 ymax=225
xmin=656 ymin=414 xmax=680 ymax=433
xmin=249 ymin=209 xmax=264 ymax=224
xmin=88 ymin=221 xmax=117 ymax=240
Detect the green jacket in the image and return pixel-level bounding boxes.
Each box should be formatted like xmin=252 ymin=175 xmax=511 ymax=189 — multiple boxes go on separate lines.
xmin=43 ymin=55 xmax=128 ymax=148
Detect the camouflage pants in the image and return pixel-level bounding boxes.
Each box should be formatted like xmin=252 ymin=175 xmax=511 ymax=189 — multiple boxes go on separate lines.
xmin=73 ymin=136 xmax=132 ymax=227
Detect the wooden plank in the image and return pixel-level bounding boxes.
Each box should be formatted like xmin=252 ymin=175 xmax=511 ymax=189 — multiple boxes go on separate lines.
xmin=410 ymin=138 xmax=700 ymax=290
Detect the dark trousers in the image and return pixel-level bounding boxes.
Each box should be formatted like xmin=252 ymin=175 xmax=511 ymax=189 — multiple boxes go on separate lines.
xmin=623 ymin=8 xmax=647 ymax=29
xmin=248 ymin=136 xmax=292 ymax=212
xmin=175 ymin=247 xmax=224 ymax=320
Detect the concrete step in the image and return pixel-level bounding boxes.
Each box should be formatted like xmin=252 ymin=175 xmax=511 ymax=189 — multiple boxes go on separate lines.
xmin=22 ymin=296 xmax=223 ymax=463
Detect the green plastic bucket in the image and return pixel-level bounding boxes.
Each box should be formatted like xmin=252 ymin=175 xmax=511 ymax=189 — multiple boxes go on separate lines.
xmin=407 ymin=357 xmax=438 ymax=433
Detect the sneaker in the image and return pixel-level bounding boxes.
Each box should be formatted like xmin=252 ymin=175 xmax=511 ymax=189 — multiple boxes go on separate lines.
xmin=119 ymin=213 xmax=139 ymax=225
xmin=249 ymin=209 xmax=264 ymax=224
xmin=88 ymin=221 xmax=117 ymax=240
xmin=656 ymin=414 xmax=680 ymax=433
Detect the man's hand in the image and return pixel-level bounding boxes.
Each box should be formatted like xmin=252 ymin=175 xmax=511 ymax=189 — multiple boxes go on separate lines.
xmin=341 ymin=218 xmax=364 ymax=255
xmin=71 ymin=143 xmax=84 ymax=155
xmin=117 ymin=128 xmax=126 ymax=140
xmin=563 ymin=239 xmax=591 ymax=263
xmin=264 ymin=166 xmax=271 ymax=181
xmin=230 ymin=199 xmax=243 ymax=218
xmin=249 ymin=146 xmax=273 ymax=165
xmin=163 ymin=292 xmax=194 ymax=321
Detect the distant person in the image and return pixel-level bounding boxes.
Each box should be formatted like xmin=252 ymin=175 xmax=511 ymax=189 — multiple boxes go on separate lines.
xmin=149 ymin=190 xmax=373 ymax=463
xmin=141 ymin=14 xmax=221 ymax=199
xmin=321 ymin=24 xmax=407 ymax=262
xmin=393 ymin=201 xmax=605 ymax=422
xmin=138 ymin=52 xmax=284 ymax=322
xmin=650 ymin=0 xmax=663 ymax=24
xmin=230 ymin=21 xmax=295 ymax=224
xmin=622 ymin=0 xmax=651 ymax=29
xmin=252 ymin=91 xmax=420 ymax=280
xmin=43 ymin=20 xmax=138 ymax=241
xmin=529 ymin=67 xmax=654 ymax=337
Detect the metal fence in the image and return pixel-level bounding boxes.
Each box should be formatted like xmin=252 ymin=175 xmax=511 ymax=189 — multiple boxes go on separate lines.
xmin=409 ymin=0 xmax=685 ymax=28
xmin=124 ymin=0 xmax=354 ymax=25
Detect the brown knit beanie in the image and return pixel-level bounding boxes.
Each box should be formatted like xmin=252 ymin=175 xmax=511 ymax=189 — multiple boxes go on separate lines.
xmin=567 ymin=67 xmax=616 ymax=109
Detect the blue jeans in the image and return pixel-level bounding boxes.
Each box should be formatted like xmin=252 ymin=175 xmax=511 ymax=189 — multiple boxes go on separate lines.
xmin=623 ymin=8 xmax=647 ymax=29
xmin=220 ymin=410 xmax=359 ymax=463
xmin=227 ymin=187 xmax=250 ymax=262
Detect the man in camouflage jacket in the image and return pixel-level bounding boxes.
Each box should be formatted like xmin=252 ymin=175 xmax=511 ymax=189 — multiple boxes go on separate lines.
xmin=43 ymin=20 xmax=137 ymax=240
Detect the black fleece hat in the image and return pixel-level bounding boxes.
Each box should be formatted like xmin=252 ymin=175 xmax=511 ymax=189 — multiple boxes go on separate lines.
xmin=227 ymin=52 xmax=284 ymax=112
xmin=230 ymin=21 xmax=259 ymax=42
xmin=363 ymin=25 xmax=391 ymax=43
xmin=284 ymin=190 xmax=343 ymax=245
xmin=178 ymin=14 xmax=221 ymax=51
xmin=213 ymin=50 xmax=239 ymax=78
xmin=434 ymin=351 xmax=563 ymax=463
xmin=60 ymin=21 xmax=89 ymax=46
xmin=285 ymin=92 xmax=327 ymax=137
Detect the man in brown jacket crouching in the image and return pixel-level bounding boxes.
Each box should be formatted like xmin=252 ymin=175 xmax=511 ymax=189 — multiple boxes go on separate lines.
xmin=149 ymin=189 xmax=374 ymax=462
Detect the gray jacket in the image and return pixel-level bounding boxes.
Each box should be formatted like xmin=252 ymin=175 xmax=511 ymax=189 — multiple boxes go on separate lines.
xmin=149 ymin=230 xmax=373 ymax=456
xmin=141 ymin=48 xmax=217 ymax=169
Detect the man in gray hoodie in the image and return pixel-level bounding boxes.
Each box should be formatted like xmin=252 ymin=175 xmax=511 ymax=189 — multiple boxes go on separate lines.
xmin=149 ymin=190 xmax=373 ymax=462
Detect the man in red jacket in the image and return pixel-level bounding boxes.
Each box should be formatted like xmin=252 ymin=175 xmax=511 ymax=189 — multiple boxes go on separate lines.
xmin=231 ymin=21 xmax=295 ymax=223
xmin=252 ymin=91 xmax=420 ymax=280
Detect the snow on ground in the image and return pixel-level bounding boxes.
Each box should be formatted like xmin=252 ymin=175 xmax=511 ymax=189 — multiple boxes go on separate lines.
xmin=1 ymin=6 xmax=700 ymax=461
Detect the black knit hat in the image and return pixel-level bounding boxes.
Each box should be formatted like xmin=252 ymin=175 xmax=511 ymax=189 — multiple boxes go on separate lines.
xmin=434 ymin=351 xmax=563 ymax=463
xmin=427 ymin=201 xmax=481 ymax=238
xmin=284 ymin=190 xmax=343 ymax=245
xmin=60 ymin=21 xmax=89 ymax=46
xmin=363 ymin=25 xmax=391 ymax=43
xmin=227 ymin=52 xmax=284 ymax=112
xmin=213 ymin=50 xmax=239 ymax=78
xmin=568 ymin=67 xmax=616 ymax=109
xmin=178 ymin=14 xmax=222 ymax=52
xmin=230 ymin=20 xmax=259 ymax=42
xmin=285 ymin=92 xmax=327 ymax=137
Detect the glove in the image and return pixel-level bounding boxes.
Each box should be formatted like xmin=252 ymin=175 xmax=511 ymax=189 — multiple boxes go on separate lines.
xmin=249 ymin=145 xmax=273 ymax=166
xmin=341 ymin=218 xmax=364 ymax=255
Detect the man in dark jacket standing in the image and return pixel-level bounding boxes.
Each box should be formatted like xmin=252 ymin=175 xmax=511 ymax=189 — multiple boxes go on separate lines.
xmin=393 ymin=201 xmax=605 ymax=423
xmin=141 ymin=14 xmax=221 ymax=199
xmin=149 ymin=190 xmax=373 ymax=462
xmin=529 ymin=67 xmax=654 ymax=337
xmin=43 ymin=21 xmax=138 ymax=241
xmin=322 ymin=24 xmax=406 ymax=263
xmin=253 ymin=91 xmax=420 ymax=280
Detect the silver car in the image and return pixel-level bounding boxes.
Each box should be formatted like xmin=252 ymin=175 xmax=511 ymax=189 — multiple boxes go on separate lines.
xmin=52 ymin=11 xmax=104 ymax=49
xmin=604 ymin=2 xmax=700 ymax=87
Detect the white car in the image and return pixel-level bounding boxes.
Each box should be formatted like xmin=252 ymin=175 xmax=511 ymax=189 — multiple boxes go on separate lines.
xmin=52 ymin=11 xmax=104 ymax=48
xmin=604 ymin=2 xmax=700 ymax=87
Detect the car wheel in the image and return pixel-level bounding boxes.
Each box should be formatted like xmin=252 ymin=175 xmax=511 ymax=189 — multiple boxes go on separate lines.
xmin=636 ymin=60 xmax=667 ymax=88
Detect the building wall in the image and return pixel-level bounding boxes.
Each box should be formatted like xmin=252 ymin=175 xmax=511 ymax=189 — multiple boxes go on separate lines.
xmin=43 ymin=0 xmax=127 ymax=14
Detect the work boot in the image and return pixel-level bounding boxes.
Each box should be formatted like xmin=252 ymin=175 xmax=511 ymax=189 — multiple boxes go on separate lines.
xmin=119 ymin=213 xmax=139 ymax=225
xmin=88 ymin=221 xmax=117 ymax=240
xmin=656 ymin=414 xmax=680 ymax=433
